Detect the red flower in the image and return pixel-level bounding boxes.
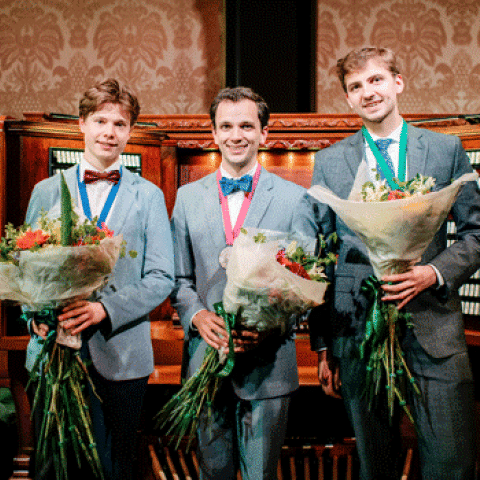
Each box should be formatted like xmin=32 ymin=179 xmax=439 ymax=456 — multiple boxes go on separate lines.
xmin=75 ymin=223 xmax=115 ymax=246
xmin=276 ymin=248 xmax=311 ymax=279
xmin=16 ymin=229 xmax=50 ymax=250
xmin=99 ymin=223 xmax=114 ymax=237
xmin=387 ymin=190 xmax=407 ymax=200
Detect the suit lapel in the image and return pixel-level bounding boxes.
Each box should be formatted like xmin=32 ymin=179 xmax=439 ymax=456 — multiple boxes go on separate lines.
xmin=106 ymin=169 xmax=136 ymax=234
xmin=200 ymin=173 xmax=226 ymax=249
xmin=406 ymin=125 xmax=427 ymax=177
xmin=244 ymin=167 xmax=274 ymax=227
xmin=347 ymin=124 xmax=428 ymax=183
xmin=346 ymin=131 xmax=365 ymax=177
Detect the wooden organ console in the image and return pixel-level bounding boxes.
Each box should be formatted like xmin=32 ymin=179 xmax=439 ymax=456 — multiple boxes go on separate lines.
xmin=1 ymin=111 xmax=480 ymax=479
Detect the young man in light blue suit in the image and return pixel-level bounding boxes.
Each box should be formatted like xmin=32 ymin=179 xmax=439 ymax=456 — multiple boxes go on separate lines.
xmin=25 ymin=79 xmax=175 ymax=480
xmin=310 ymin=47 xmax=480 ymax=479
xmin=171 ymin=87 xmax=317 ymax=479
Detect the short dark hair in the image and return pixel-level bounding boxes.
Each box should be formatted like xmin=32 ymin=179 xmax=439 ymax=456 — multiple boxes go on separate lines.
xmin=210 ymin=87 xmax=270 ymax=129
xmin=336 ymin=47 xmax=401 ymax=93
xmin=79 ymin=78 xmax=140 ymax=125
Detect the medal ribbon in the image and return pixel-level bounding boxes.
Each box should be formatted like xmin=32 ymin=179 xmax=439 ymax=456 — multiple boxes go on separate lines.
xmin=362 ymin=120 xmax=408 ymax=190
xmin=217 ymin=163 xmax=262 ymax=245
xmin=77 ymin=165 xmax=122 ymax=228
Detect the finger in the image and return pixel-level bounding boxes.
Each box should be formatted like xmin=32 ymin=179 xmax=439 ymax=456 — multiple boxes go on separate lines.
xmin=396 ymin=294 xmax=415 ymax=310
xmin=322 ymin=384 xmax=342 ymax=399
xmin=62 ymin=315 xmax=89 ymax=331
xmin=61 ymin=301 xmax=88 ymax=313
xmin=58 ymin=307 xmax=86 ymax=322
xmin=38 ymin=325 xmax=49 ymax=338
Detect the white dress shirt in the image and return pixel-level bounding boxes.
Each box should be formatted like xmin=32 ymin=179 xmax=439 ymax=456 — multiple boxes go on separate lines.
xmin=364 ymin=123 xmax=406 ymax=182
xmin=219 ymin=162 xmax=258 ymax=226
xmin=78 ymin=159 xmax=121 ymax=225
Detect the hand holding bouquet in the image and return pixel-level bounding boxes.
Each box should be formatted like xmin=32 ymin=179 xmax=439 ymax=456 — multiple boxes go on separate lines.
xmin=155 ymin=228 xmax=335 ymax=449
xmin=308 ymin=161 xmax=478 ymax=424
xmin=0 ymin=174 xmax=129 ymax=479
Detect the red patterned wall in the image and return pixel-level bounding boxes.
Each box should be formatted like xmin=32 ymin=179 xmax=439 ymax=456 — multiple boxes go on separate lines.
xmin=0 ymin=0 xmax=225 ymax=118
xmin=315 ymin=0 xmax=480 ymax=114
xmin=0 ymin=0 xmax=479 ymax=117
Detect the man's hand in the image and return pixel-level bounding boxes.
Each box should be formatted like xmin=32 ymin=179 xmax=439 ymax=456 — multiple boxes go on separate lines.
xmin=31 ymin=320 xmax=50 ymax=339
xmin=318 ymin=350 xmax=342 ymax=399
xmin=381 ymin=265 xmax=437 ymax=310
xmin=192 ymin=310 xmax=229 ymax=350
xmin=58 ymin=300 xmax=107 ymax=336
xmin=231 ymin=328 xmax=267 ymax=353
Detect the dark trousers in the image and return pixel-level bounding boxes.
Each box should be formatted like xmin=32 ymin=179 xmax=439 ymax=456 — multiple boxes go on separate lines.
xmin=88 ymin=367 xmax=149 ymax=480
xmin=338 ymin=332 xmax=477 ymax=480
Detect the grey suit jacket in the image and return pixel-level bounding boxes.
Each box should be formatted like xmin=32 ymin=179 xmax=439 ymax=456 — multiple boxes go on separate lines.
xmin=310 ymin=125 xmax=480 ymax=359
xmin=25 ymin=165 xmax=175 ymax=380
xmin=171 ymin=167 xmax=317 ymax=400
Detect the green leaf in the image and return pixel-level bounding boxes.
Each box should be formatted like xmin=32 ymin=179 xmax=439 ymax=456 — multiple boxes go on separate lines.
xmin=60 ymin=172 xmax=73 ymax=246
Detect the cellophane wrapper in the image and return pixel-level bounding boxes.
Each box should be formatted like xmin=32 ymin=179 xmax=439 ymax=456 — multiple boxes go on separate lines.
xmin=0 ymin=236 xmax=123 ymax=348
xmin=222 ymin=229 xmax=328 ymax=333
xmin=308 ymin=162 xmax=478 ymax=277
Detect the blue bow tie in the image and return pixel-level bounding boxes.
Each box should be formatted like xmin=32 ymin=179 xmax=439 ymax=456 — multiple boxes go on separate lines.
xmin=219 ymin=175 xmax=253 ymax=196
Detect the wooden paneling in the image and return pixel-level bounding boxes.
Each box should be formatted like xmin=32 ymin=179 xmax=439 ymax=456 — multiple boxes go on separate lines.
xmin=1 ymin=112 xmax=479 ymax=383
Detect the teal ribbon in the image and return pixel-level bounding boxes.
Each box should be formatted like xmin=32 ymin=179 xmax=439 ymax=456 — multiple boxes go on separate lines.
xmin=213 ymin=302 xmax=237 ymax=377
xmin=359 ymin=276 xmax=388 ymax=359
xmin=21 ymin=307 xmax=57 ymax=328
xmin=362 ymin=119 xmax=408 ymax=190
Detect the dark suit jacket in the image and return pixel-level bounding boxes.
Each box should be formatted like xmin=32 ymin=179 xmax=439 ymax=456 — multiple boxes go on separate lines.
xmin=309 ymin=125 xmax=480 ymax=359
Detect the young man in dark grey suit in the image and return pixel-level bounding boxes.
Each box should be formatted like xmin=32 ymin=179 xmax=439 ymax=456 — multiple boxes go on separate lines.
xmin=26 ymin=79 xmax=175 ymax=479
xmin=171 ymin=87 xmax=317 ymax=479
xmin=310 ymin=47 xmax=480 ymax=479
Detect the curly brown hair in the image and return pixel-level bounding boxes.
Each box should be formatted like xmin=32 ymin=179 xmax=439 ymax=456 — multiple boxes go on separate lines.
xmin=79 ymin=78 xmax=140 ymax=125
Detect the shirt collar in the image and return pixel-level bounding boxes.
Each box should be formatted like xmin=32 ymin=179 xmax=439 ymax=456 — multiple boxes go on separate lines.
xmin=220 ymin=162 xmax=258 ymax=179
xmin=366 ymin=122 xmax=403 ymax=144
xmin=79 ymin=158 xmax=121 ymax=178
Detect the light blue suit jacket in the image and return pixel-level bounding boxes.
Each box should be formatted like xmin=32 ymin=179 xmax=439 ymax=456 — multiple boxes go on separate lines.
xmin=310 ymin=125 xmax=480 ymax=359
xmin=25 ymin=165 xmax=175 ymax=381
xmin=171 ymin=167 xmax=317 ymax=400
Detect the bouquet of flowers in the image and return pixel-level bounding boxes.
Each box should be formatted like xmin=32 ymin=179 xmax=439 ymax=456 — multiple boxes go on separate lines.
xmin=308 ymin=161 xmax=478 ymax=424
xmin=155 ymin=228 xmax=336 ymax=450
xmin=0 ymin=174 xmax=128 ymax=479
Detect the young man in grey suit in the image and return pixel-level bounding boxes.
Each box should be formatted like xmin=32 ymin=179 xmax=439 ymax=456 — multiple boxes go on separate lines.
xmin=171 ymin=87 xmax=317 ymax=479
xmin=26 ymin=78 xmax=175 ymax=480
xmin=310 ymin=46 xmax=480 ymax=479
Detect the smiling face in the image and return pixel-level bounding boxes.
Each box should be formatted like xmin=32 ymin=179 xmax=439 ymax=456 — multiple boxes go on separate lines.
xmin=212 ymin=99 xmax=268 ymax=177
xmin=344 ymin=58 xmax=404 ymax=135
xmin=79 ymin=102 xmax=132 ymax=171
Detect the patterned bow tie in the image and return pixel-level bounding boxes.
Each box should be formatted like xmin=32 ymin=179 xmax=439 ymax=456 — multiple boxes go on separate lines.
xmin=219 ymin=175 xmax=253 ymax=196
xmin=83 ymin=170 xmax=121 ymax=185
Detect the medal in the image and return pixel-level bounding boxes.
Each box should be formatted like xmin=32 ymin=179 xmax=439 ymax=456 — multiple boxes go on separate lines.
xmin=219 ymin=246 xmax=233 ymax=269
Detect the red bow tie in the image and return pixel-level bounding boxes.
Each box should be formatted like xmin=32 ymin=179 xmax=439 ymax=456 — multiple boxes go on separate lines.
xmin=83 ymin=170 xmax=121 ymax=185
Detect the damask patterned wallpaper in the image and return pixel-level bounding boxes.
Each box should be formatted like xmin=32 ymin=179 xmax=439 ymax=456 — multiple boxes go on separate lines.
xmin=0 ymin=0 xmax=224 ymax=118
xmin=315 ymin=0 xmax=480 ymax=114
xmin=0 ymin=0 xmax=479 ymax=118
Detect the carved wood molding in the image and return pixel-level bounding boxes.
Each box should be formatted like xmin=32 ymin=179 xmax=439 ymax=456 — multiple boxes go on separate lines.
xmin=4 ymin=118 xmax=166 ymax=145
xmin=264 ymin=139 xmax=334 ymax=149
